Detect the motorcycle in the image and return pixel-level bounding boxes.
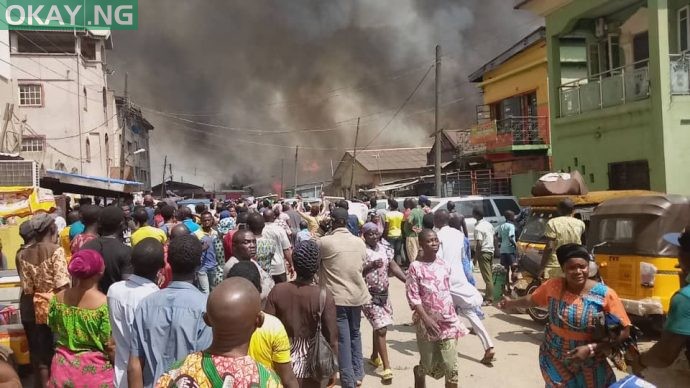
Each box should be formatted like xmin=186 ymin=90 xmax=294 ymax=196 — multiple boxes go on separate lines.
xmin=511 ymin=242 xmax=606 ymax=324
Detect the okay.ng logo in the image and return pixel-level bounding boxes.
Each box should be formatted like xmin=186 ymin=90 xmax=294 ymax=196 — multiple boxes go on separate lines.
xmin=0 ymin=0 xmax=138 ymax=30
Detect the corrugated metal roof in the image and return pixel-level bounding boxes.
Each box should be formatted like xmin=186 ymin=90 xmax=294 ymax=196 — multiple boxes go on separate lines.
xmin=347 ymin=147 xmax=431 ymax=171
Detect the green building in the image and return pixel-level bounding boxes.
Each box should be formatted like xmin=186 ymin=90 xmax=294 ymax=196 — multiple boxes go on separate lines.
xmin=517 ymin=0 xmax=690 ymax=194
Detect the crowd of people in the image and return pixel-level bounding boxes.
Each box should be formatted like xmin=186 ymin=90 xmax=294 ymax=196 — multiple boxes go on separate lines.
xmin=5 ymin=192 xmax=690 ymax=387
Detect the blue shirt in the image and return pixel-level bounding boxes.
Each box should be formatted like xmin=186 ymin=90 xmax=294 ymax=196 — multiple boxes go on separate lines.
xmin=296 ymin=229 xmax=312 ymax=245
xmin=182 ymin=218 xmax=200 ymax=233
xmin=665 ymin=274 xmax=690 ymax=336
xmin=194 ymin=230 xmax=217 ymax=272
xmin=145 ymin=207 xmax=155 ymax=226
xmin=69 ymin=220 xmax=85 ymax=240
xmin=347 ymin=214 xmax=360 ymax=236
xmin=129 ymin=281 xmax=212 ymax=388
xmin=496 ymin=222 xmax=517 ymax=254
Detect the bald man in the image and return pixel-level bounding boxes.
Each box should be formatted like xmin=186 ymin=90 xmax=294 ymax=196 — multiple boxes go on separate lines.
xmin=156 ymin=278 xmax=282 ymax=387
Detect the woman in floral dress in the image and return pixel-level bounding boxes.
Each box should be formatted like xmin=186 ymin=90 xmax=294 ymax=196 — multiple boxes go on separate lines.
xmin=48 ymin=249 xmax=114 ymax=387
xmin=361 ymin=222 xmax=407 ymax=383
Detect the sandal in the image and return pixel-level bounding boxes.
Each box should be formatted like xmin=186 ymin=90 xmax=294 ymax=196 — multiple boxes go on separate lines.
xmin=368 ymin=356 xmax=383 ymax=369
xmin=381 ymin=369 xmax=393 ymax=384
xmin=480 ymin=349 xmax=495 ymax=365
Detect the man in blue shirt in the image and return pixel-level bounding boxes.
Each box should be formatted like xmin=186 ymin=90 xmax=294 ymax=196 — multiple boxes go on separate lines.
xmin=178 ymin=206 xmax=200 ymax=233
xmin=633 ymin=230 xmax=690 ymax=375
xmin=127 ymin=234 xmax=212 ymax=388
xmin=194 ymin=211 xmax=218 ymax=294
xmin=495 ymin=210 xmax=517 ymax=294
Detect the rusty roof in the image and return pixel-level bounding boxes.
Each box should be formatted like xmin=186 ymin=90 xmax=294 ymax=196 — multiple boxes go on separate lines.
xmin=346 ymin=147 xmax=432 ymax=172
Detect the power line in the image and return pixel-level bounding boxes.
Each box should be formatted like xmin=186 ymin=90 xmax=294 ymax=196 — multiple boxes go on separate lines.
xmin=362 ymin=64 xmax=434 ymax=149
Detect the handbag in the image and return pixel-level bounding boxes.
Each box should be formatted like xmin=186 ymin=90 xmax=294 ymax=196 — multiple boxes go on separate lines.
xmin=308 ymin=287 xmax=338 ymax=380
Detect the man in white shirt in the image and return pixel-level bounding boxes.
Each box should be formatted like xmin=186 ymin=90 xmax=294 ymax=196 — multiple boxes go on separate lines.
xmin=262 ymin=209 xmax=294 ymax=283
xmin=435 ymin=209 xmax=495 ymax=364
xmin=473 ymin=207 xmax=496 ymax=303
xmin=107 ymin=238 xmax=164 ymax=387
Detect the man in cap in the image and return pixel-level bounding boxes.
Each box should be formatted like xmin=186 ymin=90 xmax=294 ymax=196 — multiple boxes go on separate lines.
xmin=539 ymin=198 xmax=586 ymax=279
xmin=318 ymin=207 xmax=370 ymax=387
xmin=631 ymin=230 xmax=690 ymax=376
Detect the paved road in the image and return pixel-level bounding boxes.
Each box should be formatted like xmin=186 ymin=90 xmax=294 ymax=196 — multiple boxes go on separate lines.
xmin=354 ymin=271 xmax=689 ymax=387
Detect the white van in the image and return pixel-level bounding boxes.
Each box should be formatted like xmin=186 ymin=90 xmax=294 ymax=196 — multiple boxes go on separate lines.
xmin=430 ymin=195 xmax=521 ymax=244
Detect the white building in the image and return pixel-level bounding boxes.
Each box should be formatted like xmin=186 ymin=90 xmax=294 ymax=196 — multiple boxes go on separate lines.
xmin=0 ymin=28 xmax=152 ymax=189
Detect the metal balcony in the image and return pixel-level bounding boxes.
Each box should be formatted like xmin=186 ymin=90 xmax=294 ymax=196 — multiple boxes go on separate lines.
xmin=495 ymin=116 xmax=549 ymax=149
xmin=670 ymin=52 xmax=690 ymax=95
xmin=559 ymin=59 xmax=650 ymax=117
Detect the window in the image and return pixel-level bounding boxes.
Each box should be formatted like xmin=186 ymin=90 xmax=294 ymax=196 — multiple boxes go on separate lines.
xmin=16 ymin=32 xmax=75 ymax=53
xmin=633 ymin=32 xmax=649 ymax=66
xmin=520 ymin=211 xmax=556 ymax=243
xmin=83 ymin=87 xmax=88 ymax=111
xmin=680 ymin=6 xmax=689 ymax=52
xmin=102 ymin=87 xmax=107 ymax=109
xmin=21 ymin=136 xmax=45 ymax=152
xmin=127 ymin=141 xmax=132 ymax=153
xmin=104 ymin=134 xmax=110 ymax=162
xmin=18 ymin=84 xmax=42 ymax=106
xmin=85 ymin=138 xmax=91 ymax=162
xmin=608 ymin=160 xmax=650 ymax=190
xmin=607 ymin=34 xmax=621 ymax=71
xmin=81 ymin=38 xmax=97 ymax=60
xmin=454 ymin=199 xmax=496 ymax=218
xmin=493 ymin=198 xmax=520 ymax=216
xmin=598 ymin=218 xmax=634 ymax=244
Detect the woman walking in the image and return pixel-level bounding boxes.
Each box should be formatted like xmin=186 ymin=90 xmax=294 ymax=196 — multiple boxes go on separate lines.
xmin=498 ymin=243 xmax=631 ymax=387
xmin=361 ymin=222 xmax=406 ymax=384
xmin=265 ymin=240 xmax=338 ymax=387
xmin=48 ymin=249 xmax=114 ymax=387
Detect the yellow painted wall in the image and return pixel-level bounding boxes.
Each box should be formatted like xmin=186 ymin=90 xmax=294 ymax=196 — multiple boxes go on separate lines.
xmin=480 ymin=41 xmax=549 ymax=106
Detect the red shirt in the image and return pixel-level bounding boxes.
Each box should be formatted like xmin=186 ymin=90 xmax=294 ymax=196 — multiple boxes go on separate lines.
xmin=223 ymin=229 xmax=238 ymax=260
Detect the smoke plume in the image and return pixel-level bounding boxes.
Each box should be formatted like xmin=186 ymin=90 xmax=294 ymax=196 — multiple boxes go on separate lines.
xmin=109 ymin=0 xmax=540 ymax=193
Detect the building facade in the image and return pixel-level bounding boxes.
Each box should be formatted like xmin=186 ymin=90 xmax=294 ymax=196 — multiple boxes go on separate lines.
xmin=518 ymin=0 xmax=690 ymax=194
xmin=113 ymin=97 xmax=153 ymax=189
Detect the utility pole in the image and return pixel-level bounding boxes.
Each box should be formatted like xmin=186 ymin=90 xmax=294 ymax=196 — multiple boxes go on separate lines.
xmin=434 ymin=45 xmax=443 ymax=197
xmin=119 ymin=73 xmax=128 ymax=180
xmin=293 ymin=146 xmax=299 ymax=197
xmin=280 ymin=159 xmax=285 ymax=197
xmin=0 ymin=103 xmax=14 ymax=153
xmin=350 ymin=117 xmax=361 ymax=199
xmin=160 ymin=155 xmax=167 ymax=198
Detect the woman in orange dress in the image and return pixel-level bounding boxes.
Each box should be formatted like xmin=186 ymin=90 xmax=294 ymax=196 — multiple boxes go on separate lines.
xmin=498 ymin=244 xmax=631 ymax=387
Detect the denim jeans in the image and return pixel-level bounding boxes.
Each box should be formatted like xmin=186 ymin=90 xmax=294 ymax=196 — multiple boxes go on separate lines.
xmin=197 ymin=268 xmax=217 ymax=294
xmin=336 ymin=305 xmax=364 ymax=388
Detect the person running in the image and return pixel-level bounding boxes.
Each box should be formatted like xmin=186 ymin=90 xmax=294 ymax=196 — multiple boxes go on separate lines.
xmin=107 ymin=238 xmax=164 ymax=387
xmin=156 ymin=278 xmax=282 ymax=387
xmin=195 ymin=211 xmax=219 ymax=294
xmin=434 ymin=210 xmax=494 ymax=365
xmin=82 ymin=206 xmax=133 ymax=294
xmin=318 ymin=208 xmax=370 ymax=387
xmin=361 ymin=223 xmax=406 ymax=384
xmin=224 ymin=230 xmax=274 ymax=303
xmin=473 ymin=207 xmax=495 ymax=304
xmin=262 ymin=209 xmax=294 ymax=283
xmin=499 ymin=244 xmax=632 ymax=387
xmin=70 ymin=204 xmax=101 ymax=253
xmin=131 ymin=207 xmax=167 ymax=246
xmin=227 ymin=262 xmax=298 ymax=387
xmin=495 ymin=210 xmax=518 ymax=294
xmin=16 ymin=214 xmax=69 ymax=388
xmin=539 ymin=199 xmax=586 ymax=279
xmin=48 ymin=249 xmax=114 ymax=387
xmin=406 ymin=229 xmax=466 ymax=388
xmin=265 ymin=240 xmax=338 ymax=388
xmin=383 ymin=199 xmax=404 ymax=265
xmin=127 ymin=235 xmax=212 ymax=388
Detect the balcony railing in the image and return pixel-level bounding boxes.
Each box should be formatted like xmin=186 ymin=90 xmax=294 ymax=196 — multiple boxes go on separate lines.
xmin=670 ymin=52 xmax=690 ymax=95
xmin=559 ymin=59 xmax=650 ymax=117
xmin=495 ymin=116 xmax=549 ymax=147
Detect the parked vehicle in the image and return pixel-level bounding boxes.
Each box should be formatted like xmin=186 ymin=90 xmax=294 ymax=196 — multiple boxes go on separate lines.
xmin=431 ymin=195 xmax=520 ymax=244
xmin=588 ymin=194 xmax=689 ymax=323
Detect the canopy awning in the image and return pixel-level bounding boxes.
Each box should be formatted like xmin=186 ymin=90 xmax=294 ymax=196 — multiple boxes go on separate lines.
xmin=363 ymin=179 xmax=419 ymax=193
xmin=40 ymin=170 xmax=142 ymax=197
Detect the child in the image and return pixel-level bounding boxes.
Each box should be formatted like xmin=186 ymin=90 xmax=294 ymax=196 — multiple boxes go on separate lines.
xmin=406 ymin=229 xmax=467 ymax=388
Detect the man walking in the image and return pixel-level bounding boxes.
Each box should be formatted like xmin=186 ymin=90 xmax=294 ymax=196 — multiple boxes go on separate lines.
xmin=384 ymin=199 xmax=404 ymax=265
xmin=473 ymin=207 xmax=495 ymax=304
xmin=539 ymin=199 xmax=586 ymax=279
xmin=495 ymin=210 xmax=517 ymax=294
xmin=127 ymin=235 xmax=212 ymax=388
xmin=194 ymin=211 xmax=219 ymax=294
xmin=262 ymin=209 xmax=294 ymax=283
xmin=318 ymin=208 xmax=370 ymax=387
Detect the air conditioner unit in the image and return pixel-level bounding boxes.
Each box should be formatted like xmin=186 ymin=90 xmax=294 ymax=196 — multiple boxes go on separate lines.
xmin=595 ymin=18 xmax=607 ymax=38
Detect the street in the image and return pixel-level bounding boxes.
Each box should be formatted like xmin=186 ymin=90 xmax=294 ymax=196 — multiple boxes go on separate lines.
xmin=355 ymin=270 xmax=690 ymax=387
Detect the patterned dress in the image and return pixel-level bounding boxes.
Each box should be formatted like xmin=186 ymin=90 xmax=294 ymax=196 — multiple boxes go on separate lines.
xmin=362 ymin=242 xmax=395 ymax=330
xmin=531 ymin=278 xmax=631 ymax=388
xmin=47 ymin=297 xmax=113 ymax=387
xmin=156 ymin=352 xmax=282 ymax=388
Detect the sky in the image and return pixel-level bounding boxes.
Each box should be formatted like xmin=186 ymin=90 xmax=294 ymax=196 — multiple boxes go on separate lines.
xmin=109 ymin=0 xmax=541 ymax=193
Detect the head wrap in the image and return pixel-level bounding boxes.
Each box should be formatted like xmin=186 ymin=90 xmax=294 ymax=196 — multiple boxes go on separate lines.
xmin=68 ymin=249 xmax=105 ymax=279
xmin=556 ymin=243 xmax=591 ymax=267
xmin=217 ymin=217 xmax=236 ymax=235
xmin=30 ymin=213 xmax=55 ymax=235
xmin=19 ymin=220 xmax=35 ymax=243
xmin=362 ymin=222 xmax=379 ymax=235
xmin=293 ymin=240 xmax=319 ymax=279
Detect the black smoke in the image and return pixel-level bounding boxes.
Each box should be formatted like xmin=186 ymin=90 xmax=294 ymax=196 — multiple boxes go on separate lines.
xmin=109 ymin=0 xmax=539 ymax=192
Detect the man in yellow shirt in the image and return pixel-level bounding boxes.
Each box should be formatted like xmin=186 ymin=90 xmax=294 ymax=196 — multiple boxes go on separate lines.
xmin=59 ymin=211 xmax=80 ymax=263
xmin=131 ymin=207 xmax=167 ymax=246
xmin=384 ymin=199 xmax=405 ymax=265
xmin=227 ymin=261 xmax=298 ymax=388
